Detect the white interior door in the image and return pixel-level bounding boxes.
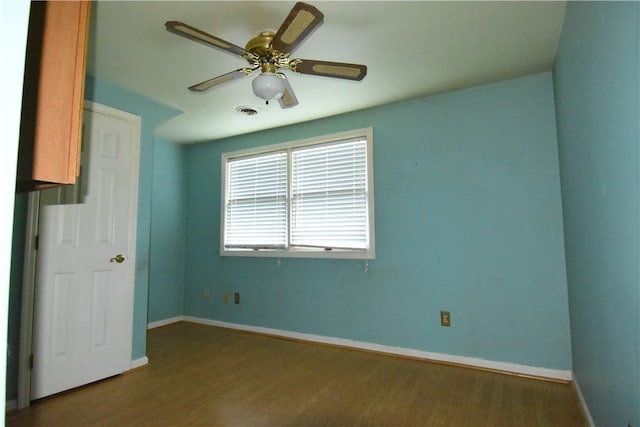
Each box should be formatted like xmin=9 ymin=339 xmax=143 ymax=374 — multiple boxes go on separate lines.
xmin=31 ymin=103 xmax=140 ymax=400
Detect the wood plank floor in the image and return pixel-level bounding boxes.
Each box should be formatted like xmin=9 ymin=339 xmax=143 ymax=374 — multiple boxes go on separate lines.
xmin=7 ymin=322 xmax=586 ymax=426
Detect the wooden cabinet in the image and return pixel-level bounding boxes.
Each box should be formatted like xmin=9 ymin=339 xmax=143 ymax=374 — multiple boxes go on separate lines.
xmin=17 ymin=1 xmax=90 ymax=193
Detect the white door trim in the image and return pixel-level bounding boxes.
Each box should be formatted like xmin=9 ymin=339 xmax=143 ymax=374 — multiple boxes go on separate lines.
xmin=17 ymin=191 xmax=40 ymax=410
xmin=17 ymin=101 xmax=141 ymax=409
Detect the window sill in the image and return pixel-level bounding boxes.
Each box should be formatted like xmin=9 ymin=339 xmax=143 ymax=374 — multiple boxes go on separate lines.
xmin=220 ymin=247 xmax=375 ymax=260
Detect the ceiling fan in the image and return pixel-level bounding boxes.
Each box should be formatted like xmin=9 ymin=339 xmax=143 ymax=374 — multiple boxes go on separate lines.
xmin=165 ymin=2 xmax=367 ymax=109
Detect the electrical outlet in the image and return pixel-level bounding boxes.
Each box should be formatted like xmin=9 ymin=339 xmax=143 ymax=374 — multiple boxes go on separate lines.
xmin=234 ymin=292 xmax=240 ymax=304
xmin=223 ymin=292 xmax=229 ymax=303
xmin=440 ymin=310 xmax=451 ymax=327
xmin=202 ymin=289 xmax=210 ymax=300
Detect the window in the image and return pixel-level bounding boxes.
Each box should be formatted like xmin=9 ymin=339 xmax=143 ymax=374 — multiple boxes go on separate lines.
xmin=221 ymin=128 xmax=375 ymax=259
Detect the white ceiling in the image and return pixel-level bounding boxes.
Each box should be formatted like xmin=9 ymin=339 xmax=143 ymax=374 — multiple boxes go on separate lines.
xmin=87 ymin=1 xmax=566 ymax=144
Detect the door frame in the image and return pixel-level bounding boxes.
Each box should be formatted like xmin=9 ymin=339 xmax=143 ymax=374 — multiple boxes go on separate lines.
xmin=17 ymin=101 xmax=142 ymax=409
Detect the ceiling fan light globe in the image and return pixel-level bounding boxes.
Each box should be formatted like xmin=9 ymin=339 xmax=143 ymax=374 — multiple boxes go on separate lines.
xmin=252 ymin=72 xmax=286 ymax=101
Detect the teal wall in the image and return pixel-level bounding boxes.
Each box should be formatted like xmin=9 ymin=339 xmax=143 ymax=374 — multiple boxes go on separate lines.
xmin=84 ymin=75 xmax=181 ymax=360
xmin=183 ymin=73 xmax=572 ymax=371
xmin=553 ymin=2 xmax=640 ymax=426
xmin=149 ymin=139 xmax=187 ymax=323
xmin=5 ymin=194 xmax=28 ymax=402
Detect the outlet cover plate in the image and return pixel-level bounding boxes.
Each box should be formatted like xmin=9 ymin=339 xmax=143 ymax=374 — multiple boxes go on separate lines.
xmin=440 ymin=310 xmax=451 ymax=327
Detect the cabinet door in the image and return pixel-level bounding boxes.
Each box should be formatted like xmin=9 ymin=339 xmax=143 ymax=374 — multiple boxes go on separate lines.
xmin=17 ymin=1 xmax=90 ymax=192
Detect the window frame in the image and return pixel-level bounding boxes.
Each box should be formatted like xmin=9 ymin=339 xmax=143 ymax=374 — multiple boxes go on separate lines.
xmin=220 ymin=127 xmax=375 ymax=260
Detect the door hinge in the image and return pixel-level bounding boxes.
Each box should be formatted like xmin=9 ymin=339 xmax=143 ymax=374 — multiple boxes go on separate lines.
xmin=29 ymin=354 xmax=34 ymax=370
xmin=34 ymin=235 xmax=39 ymax=251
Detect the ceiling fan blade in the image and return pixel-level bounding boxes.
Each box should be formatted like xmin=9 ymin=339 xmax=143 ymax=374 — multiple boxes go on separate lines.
xmin=278 ymin=75 xmax=299 ymax=109
xmin=271 ymin=2 xmax=324 ymax=54
xmin=291 ymin=59 xmax=367 ymax=81
xmin=188 ymin=68 xmax=255 ymax=92
xmin=165 ymin=21 xmax=248 ymax=57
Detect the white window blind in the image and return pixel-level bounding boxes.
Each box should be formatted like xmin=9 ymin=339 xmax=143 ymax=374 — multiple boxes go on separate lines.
xmin=291 ymin=139 xmax=368 ymax=250
xmin=224 ymin=151 xmax=287 ymax=248
xmin=221 ymin=127 xmax=374 ymax=259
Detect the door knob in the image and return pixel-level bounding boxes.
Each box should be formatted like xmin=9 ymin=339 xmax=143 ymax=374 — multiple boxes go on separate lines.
xmin=110 ymin=254 xmax=125 ymax=263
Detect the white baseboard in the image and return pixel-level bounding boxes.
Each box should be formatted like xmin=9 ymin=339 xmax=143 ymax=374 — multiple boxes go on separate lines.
xmin=130 ymin=356 xmax=149 ymax=370
xmin=572 ymin=374 xmax=596 ymax=427
xmin=147 ymin=315 xmax=185 ymax=330
xmin=5 ymin=399 xmax=17 ymax=413
xmin=183 ymin=316 xmax=572 ymax=381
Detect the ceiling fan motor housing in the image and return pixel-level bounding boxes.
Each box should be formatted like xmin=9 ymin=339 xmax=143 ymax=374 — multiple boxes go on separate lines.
xmin=245 ymin=31 xmax=275 ymax=57
xmin=245 ymin=31 xmax=291 ymax=70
